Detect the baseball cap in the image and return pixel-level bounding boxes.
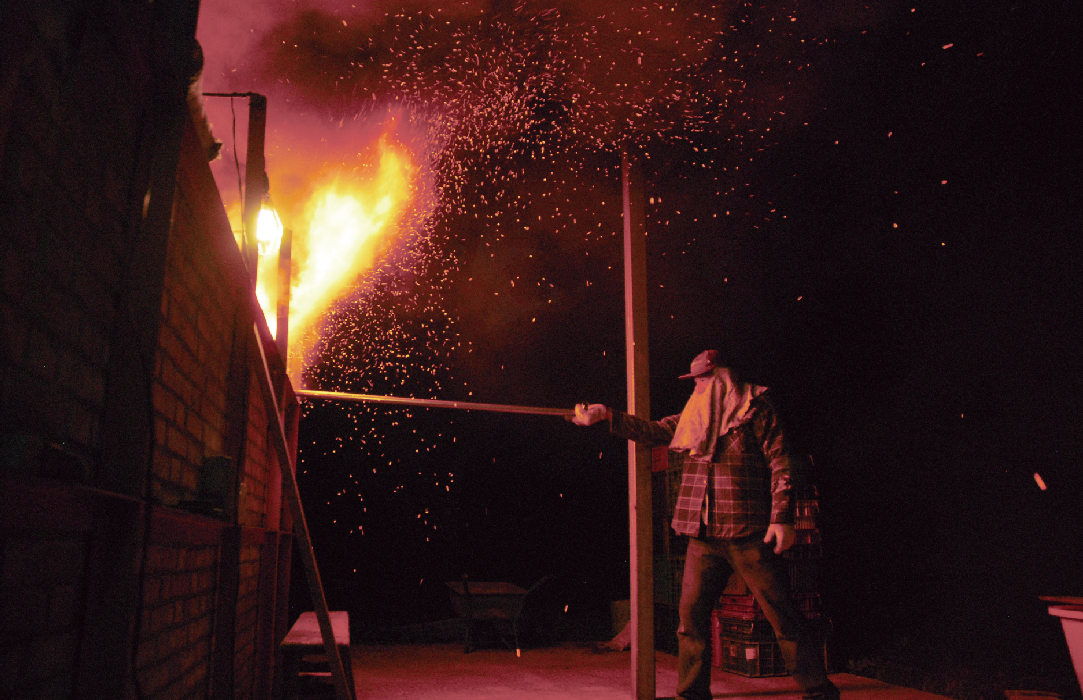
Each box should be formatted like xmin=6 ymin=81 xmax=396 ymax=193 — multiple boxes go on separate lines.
xmin=679 ymin=349 xmax=720 ymax=379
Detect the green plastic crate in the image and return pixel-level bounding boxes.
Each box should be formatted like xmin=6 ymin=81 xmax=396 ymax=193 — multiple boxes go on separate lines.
xmin=713 ymin=634 xmax=788 ymax=677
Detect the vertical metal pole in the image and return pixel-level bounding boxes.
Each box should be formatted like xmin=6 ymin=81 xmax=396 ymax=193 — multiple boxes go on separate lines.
xmin=276 ymin=227 xmax=292 ymax=359
xmin=242 ymin=93 xmax=267 ymax=286
xmin=622 ymin=146 xmax=654 ymax=700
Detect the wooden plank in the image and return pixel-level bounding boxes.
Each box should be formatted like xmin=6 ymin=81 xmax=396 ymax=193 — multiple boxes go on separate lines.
xmin=211 ymin=525 xmax=241 ymax=698
xmin=271 ymin=532 xmax=294 ymax=700
xmin=282 ymin=611 xmax=351 ymax=647
xmin=148 ymin=506 xmax=229 ymax=546
xmin=281 ymin=612 xmax=356 ymax=700
xmin=251 ymin=322 xmax=353 ymax=700
xmin=0 ymin=477 xmax=100 ymax=531
xmin=255 ymin=529 xmax=281 ymax=700
xmin=622 ymin=147 xmax=655 ymax=700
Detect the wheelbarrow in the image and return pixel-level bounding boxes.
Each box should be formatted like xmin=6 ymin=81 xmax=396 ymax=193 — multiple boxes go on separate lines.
xmin=445 ymin=578 xmax=529 ymax=653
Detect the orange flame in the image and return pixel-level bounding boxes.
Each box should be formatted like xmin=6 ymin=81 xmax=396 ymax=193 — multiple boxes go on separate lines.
xmin=245 ymin=131 xmax=418 ymax=382
xmin=290 ymin=139 xmax=414 ymax=341
xmin=255 ymin=206 xmax=285 ymax=337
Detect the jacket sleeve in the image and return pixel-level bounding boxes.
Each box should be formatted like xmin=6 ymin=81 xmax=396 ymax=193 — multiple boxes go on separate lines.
xmin=607 ymin=409 xmax=680 ymax=448
xmin=752 ymin=395 xmax=806 ymax=525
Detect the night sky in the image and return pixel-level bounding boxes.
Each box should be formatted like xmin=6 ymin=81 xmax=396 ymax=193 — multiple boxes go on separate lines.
xmin=197 ymin=0 xmax=1082 ymax=685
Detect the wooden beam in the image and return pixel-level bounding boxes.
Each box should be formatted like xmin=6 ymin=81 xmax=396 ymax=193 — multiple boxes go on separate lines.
xmin=255 ymin=528 xmax=282 ymax=700
xmin=622 ymin=147 xmax=654 ymax=700
xmin=242 ymin=94 xmax=267 ymax=285
xmin=211 ymin=526 xmax=241 ymax=697
xmin=271 ymin=531 xmax=294 ymax=700
xmin=276 ymin=227 xmax=293 ymax=358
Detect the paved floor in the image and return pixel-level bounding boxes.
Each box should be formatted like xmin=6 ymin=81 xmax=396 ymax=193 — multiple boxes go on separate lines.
xmin=335 ymin=643 xmax=953 ymax=700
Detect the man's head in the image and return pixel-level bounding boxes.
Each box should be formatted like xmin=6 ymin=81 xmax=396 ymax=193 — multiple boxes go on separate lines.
xmin=679 ymin=349 xmax=720 ymax=380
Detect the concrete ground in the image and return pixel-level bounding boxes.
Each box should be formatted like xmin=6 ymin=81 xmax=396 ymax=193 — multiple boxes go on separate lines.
xmin=335 ymin=643 xmax=953 ymax=700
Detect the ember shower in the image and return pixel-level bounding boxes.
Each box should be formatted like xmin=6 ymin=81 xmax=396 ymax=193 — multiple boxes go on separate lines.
xmin=197 ymin=0 xmax=874 ymax=356
xmin=195 ymin=0 xmax=888 ymax=618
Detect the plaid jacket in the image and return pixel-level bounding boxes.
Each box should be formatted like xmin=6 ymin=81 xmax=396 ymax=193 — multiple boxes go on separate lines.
xmin=609 ymin=392 xmax=803 ymax=539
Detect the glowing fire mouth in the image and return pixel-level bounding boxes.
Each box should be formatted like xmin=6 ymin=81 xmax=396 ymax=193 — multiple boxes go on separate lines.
xmin=253 ymin=133 xmax=418 ymax=377
xmin=254 ymin=206 xmax=284 ymax=334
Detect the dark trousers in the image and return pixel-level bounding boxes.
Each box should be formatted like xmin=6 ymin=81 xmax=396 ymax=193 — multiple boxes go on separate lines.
xmin=675 ymin=533 xmax=834 ymax=700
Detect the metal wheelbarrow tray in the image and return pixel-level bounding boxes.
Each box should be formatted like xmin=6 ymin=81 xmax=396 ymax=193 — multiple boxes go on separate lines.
xmin=445 ymin=580 xmax=529 ymax=652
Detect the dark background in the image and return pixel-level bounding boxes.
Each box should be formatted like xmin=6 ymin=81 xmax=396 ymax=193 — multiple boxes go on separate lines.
xmin=229 ymin=0 xmax=1083 ymax=693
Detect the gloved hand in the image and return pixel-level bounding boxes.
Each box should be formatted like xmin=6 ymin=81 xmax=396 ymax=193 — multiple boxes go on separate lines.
xmin=763 ymin=523 xmax=796 ymax=554
xmin=572 ymin=403 xmax=607 ymax=426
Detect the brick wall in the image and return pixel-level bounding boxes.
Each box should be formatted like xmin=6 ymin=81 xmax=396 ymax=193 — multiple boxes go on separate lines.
xmin=241 ymin=374 xmax=273 ymax=529
xmin=0 ymin=530 xmax=90 ymax=699
xmin=0 ymin=1 xmax=299 ymax=698
xmin=153 ymin=109 xmax=246 ymax=510
xmin=136 ymin=543 xmax=218 ymax=700
xmin=233 ymin=543 xmax=263 ymax=700
xmin=0 ymin=0 xmax=157 ymax=483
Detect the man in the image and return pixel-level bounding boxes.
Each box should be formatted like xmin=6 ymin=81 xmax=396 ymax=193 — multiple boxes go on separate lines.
xmin=572 ymin=349 xmax=839 ymax=700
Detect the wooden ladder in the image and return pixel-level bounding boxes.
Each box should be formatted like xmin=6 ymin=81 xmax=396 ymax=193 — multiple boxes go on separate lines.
xmin=252 ymin=321 xmax=353 ymax=700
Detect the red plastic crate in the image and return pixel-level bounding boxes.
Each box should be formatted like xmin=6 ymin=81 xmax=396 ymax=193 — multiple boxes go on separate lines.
xmin=716 ymin=592 xmax=822 ymax=621
xmin=717 ymin=593 xmax=764 ymax=620
xmin=795 ymin=499 xmax=819 ymax=530
xmin=714 ymin=614 xmax=776 ymax=640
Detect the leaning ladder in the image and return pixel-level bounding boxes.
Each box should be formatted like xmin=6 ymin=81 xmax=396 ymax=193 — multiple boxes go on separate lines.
xmin=252 ymin=322 xmax=353 ymax=700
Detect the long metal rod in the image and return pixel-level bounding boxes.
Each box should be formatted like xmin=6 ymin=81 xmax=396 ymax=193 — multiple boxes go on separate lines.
xmin=296 ymin=389 xmax=574 ymax=417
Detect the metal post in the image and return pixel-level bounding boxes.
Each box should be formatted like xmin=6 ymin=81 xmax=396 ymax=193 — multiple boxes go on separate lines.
xmin=622 ymin=146 xmax=654 ymax=700
xmin=242 ymin=93 xmax=267 ymax=286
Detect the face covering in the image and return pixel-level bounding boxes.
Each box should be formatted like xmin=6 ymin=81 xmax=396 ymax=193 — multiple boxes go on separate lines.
xmin=669 ymin=367 xmax=767 ymax=457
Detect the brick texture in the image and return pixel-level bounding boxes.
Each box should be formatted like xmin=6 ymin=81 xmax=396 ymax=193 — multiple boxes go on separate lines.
xmin=0 ymin=1 xmax=299 ymax=698
xmin=152 ymin=164 xmax=246 ymax=508
xmin=233 ymin=544 xmax=263 ymax=700
xmin=0 ymin=0 xmax=155 ymax=478
xmin=135 ymin=544 xmax=218 ymax=700
xmin=0 ymin=530 xmax=90 ymax=700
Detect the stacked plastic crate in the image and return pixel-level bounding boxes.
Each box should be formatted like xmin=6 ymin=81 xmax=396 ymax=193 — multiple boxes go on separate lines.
xmin=711 ymin=489 xmax=825 ymax=677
